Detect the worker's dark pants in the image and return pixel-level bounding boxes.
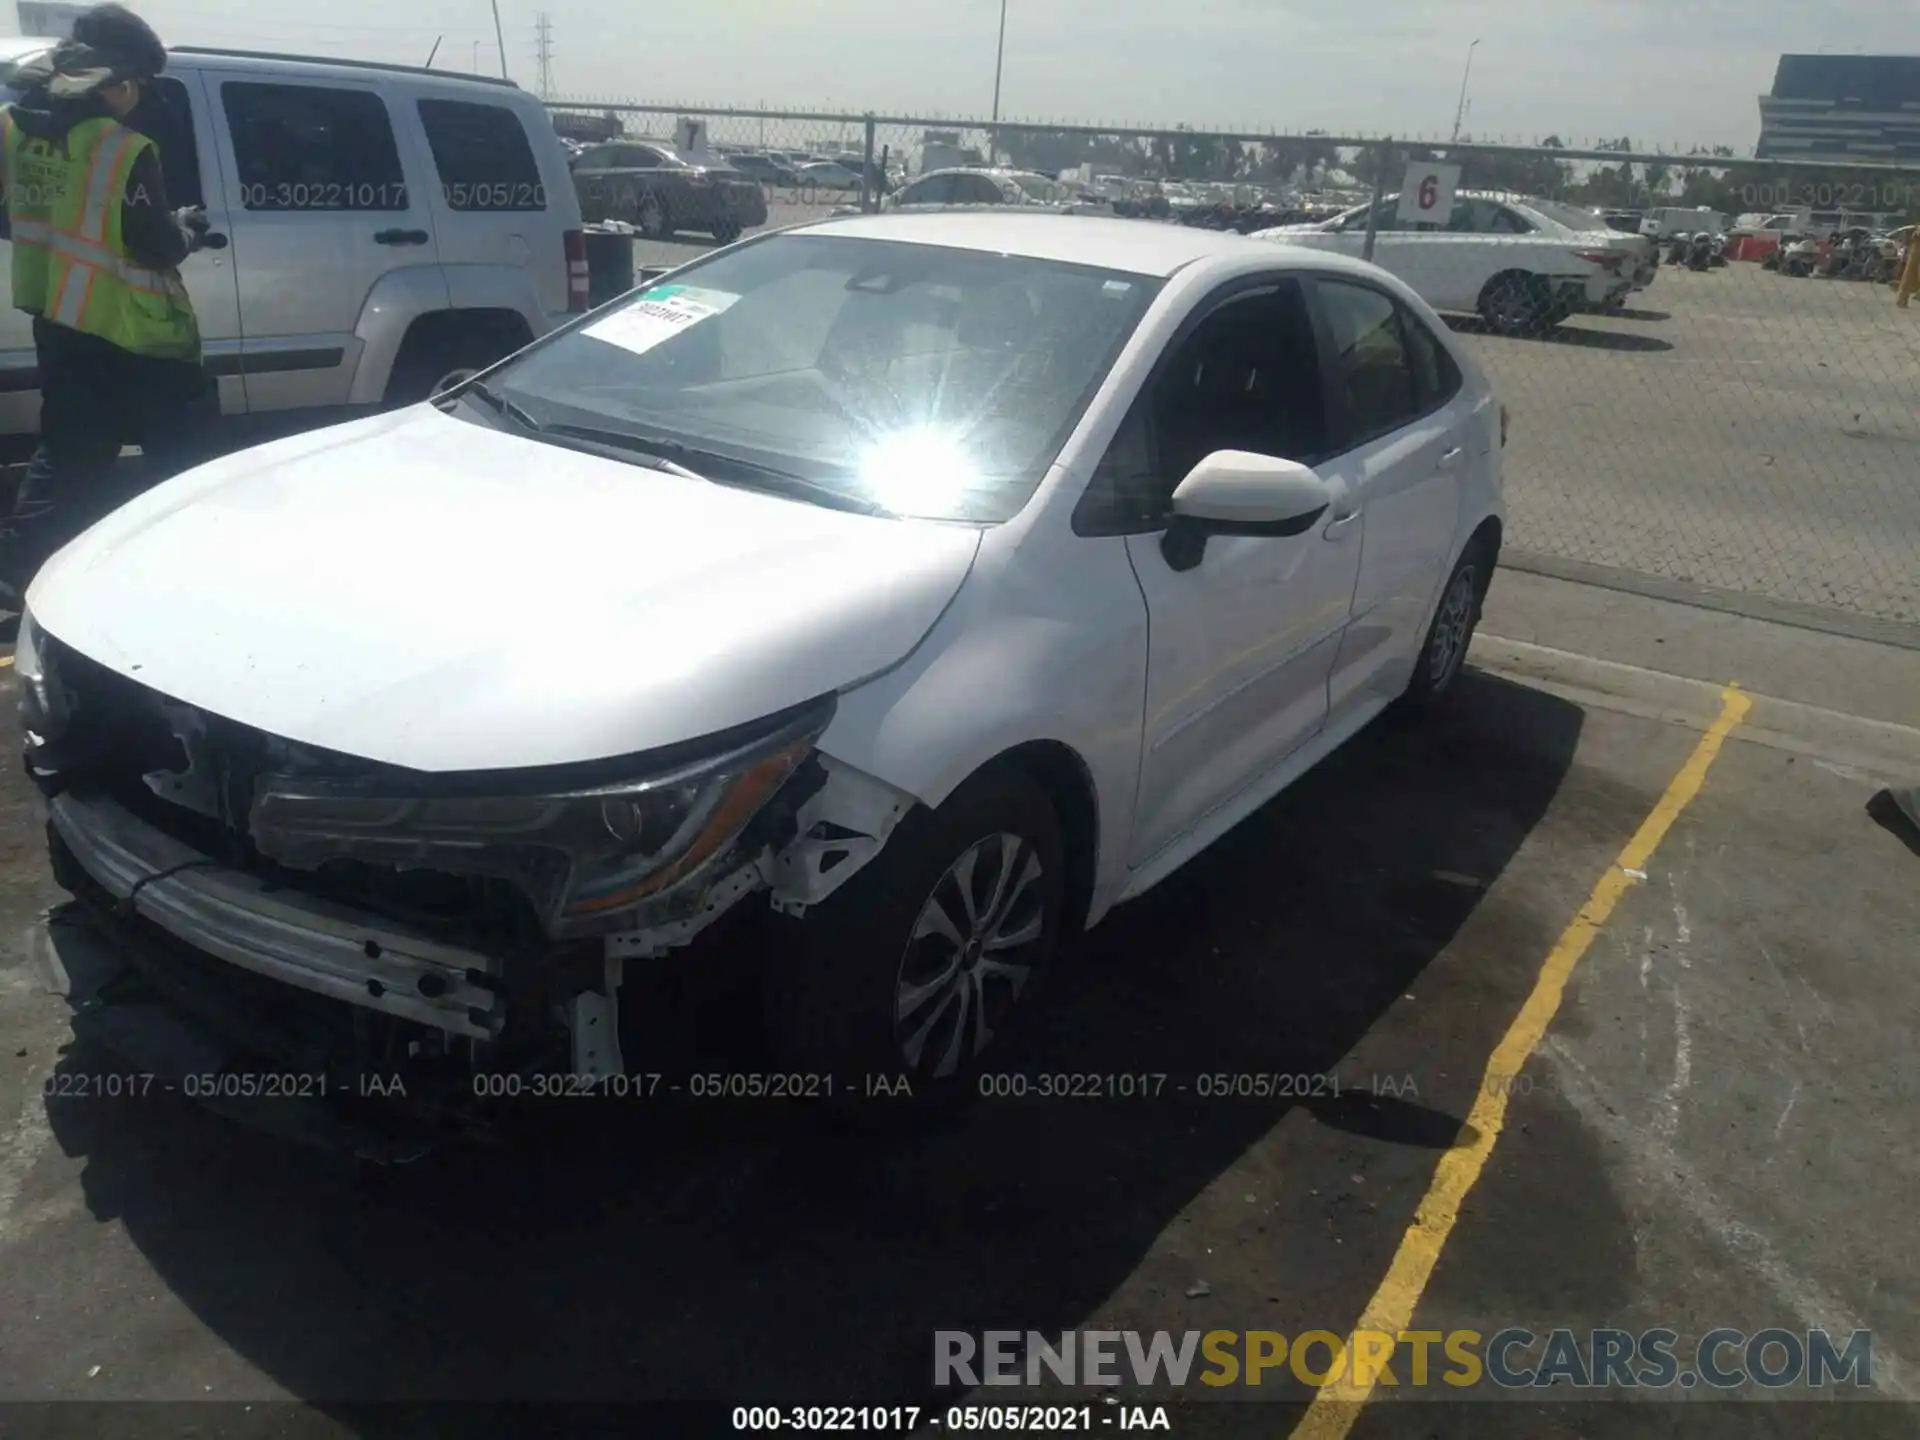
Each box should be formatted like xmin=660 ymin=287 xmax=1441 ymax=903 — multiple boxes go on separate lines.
xmin=2 ymin=317 xmax=218 ymax=594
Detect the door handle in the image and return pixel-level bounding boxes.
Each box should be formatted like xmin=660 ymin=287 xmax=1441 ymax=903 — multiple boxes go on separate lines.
xmin=1436 ymin=445 xmax=1464 ymax=470
xmin=374 ymin=228 xmax=431 ymax=246
xmin=1322 ymin=508 xmax=1360 ymax=541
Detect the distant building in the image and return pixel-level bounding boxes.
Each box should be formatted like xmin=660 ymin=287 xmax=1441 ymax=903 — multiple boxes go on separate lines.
xmin=1757 ymin=54 xmax=1920 ymax=162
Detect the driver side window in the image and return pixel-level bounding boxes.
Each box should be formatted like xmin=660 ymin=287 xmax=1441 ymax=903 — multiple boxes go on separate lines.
xmin=1077 ymin=279 xmax=1329 ymax=534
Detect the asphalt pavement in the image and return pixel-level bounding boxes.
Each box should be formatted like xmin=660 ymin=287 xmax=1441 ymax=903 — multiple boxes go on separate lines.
xmin=0 ymin=569 xmax=1916 ymax=1437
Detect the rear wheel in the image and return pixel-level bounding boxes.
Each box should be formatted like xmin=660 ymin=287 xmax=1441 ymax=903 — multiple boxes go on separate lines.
xmin=383 ymin=318 xmax=529 ymax=407
xmin=763 ymin=764 xmax=1065 ymax=1101
xmin=1398 ymin=542 xmax=1493 ymax=714
xmin=635 ymin=190 xmax=672 ymax=240
xmin=1478 ymin=273 xmax=1554 ymax=337
xmin=711 ymin=220 xmax=743 ymax=244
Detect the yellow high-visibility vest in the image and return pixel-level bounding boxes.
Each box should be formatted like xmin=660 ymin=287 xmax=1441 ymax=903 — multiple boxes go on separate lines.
xmin=1 ymin=107 xmax=200 ymax=360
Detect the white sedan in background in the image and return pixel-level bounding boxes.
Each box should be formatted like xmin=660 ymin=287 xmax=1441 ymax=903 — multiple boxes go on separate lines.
xmin=1255 ymin=190 xmax=1649 ymax=335
xmin=20 ymin=214 xmax=1505 ymax=1155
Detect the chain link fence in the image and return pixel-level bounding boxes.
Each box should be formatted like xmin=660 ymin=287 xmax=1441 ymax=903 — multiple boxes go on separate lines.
xmin=550 ymin=101 xmax=1920 ymax=632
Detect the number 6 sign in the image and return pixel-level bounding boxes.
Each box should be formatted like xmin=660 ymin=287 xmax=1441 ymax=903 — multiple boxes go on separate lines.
xmin=1397 ymin=162 xmax=1462 ymax=226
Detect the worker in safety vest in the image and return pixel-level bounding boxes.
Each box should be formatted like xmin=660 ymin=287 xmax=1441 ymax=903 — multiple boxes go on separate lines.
xmin=0 ymin=3 xmax=215 ymax=602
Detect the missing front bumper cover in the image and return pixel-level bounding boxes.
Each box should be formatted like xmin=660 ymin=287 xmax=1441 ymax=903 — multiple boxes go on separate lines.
xmin=49 ymin=790 xmax=504 ymax=1040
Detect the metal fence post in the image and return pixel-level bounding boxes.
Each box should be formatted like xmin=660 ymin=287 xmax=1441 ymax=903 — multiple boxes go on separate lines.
xmin=862 ymin=114 xmax=878 ymax=213
xmin=1362 ymin=138 xmax=1392 ymax=264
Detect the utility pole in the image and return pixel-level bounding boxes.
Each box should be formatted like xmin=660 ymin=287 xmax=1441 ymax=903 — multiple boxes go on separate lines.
xmin=535 ymin=13 xmax=554 ymax=99
xmin=1450 ymin=38 xmax=1480 ymax=144
xmin=489 ymin=0 xmax=510 ymax=80
xmin=989 ymin=0 xmax=1008 ymax=163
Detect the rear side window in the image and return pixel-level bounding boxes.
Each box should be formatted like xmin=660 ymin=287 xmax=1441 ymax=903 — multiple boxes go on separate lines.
xmin=222 ymin=82 xmax=408 ymax=212
xmin=417 ymin=99 xmax=547 ymax=212
xmin=1398 ymin=304 xmax=1463 ymax=411
xmin=1315 ymin=279 xmax=1420 ymax=448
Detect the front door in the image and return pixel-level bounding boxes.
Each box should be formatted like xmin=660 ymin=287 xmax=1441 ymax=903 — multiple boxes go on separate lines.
xmin=1113 ymin=277 xmax=1362 ymax=869
xmin=208 ymin=73 xmax=445 ymax=410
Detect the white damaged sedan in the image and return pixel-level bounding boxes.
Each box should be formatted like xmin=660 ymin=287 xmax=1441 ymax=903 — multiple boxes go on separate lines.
xmin=19 ymin=212 xmax=1505 ymax=1154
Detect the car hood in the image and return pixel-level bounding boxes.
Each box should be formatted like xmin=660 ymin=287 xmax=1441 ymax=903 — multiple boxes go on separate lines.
xmin=27 ymin=406 xmax=984 ymax=773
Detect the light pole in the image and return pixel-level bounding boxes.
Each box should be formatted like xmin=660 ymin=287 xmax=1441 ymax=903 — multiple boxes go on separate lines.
xmin=1450 ymin=38 xmax=1480 ymax=144
xmin=989 ymin=0 xmax=1008 ymax=161
xmin=489 ymin=0 xmax=510 ymax=80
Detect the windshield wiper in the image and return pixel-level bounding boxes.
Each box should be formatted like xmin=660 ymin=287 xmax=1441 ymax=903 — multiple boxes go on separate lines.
xmin=543 ymin=425 xmax=890 ymax=516
xmin=451 ymin=380 xmax=543 ymax=433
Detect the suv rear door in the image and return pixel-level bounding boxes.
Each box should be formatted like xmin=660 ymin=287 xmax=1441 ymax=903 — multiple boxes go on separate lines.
xmin=409 ymin=89 xmax=572 ymax=324
xmin=209 ymin=70 xmax=445 ymax=411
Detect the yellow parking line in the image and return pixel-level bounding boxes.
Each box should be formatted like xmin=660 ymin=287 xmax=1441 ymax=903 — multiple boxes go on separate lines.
xmin=1290 ymin=683 xmax=1753 ymax=1438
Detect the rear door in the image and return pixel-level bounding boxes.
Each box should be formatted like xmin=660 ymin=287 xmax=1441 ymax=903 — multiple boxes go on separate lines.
xmin=1371 ymin=197 xmax=1528 ymax=313
xmin=411 ymin=91 xmax=567 ymax=321
xmin=209 ymin=72 xmax=445 ymax=411
xmin=1308 ymin=277 xmax=1473 ymax=720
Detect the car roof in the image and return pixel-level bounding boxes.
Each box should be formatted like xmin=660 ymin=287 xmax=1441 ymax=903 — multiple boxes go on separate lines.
xmin=790 ymin=211 xmax=1393 ymax=279
xmin=168 ymin=46 xmax=524 ymax=96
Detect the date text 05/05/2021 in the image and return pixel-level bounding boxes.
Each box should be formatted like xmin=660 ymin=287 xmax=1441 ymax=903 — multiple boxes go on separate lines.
xmin=730 ymin=1405 xmax=1172 ymax=1432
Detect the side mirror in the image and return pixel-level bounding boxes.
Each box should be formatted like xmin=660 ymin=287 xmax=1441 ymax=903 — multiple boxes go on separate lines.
xmin=1161 ymin=451 xmax=1333 ymax=572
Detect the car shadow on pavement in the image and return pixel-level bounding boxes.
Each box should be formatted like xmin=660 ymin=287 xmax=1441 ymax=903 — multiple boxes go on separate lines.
xmin=1609 ymin=307 xmax=1671 ymax=323
xmin=40 ymin=670 xmax=1586 ymax=1419
xmin=1444 ymin=317 xmax=1675 ymax=354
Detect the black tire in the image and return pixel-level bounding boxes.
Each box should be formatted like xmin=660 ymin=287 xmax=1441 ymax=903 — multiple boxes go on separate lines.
xmin=1398 ymin=541 xmax=1494 ymax=714
xmin=635 ymin=189 xmax=672 ymax=240
xmin=383 ymin=324 xmax=525 ymax=407
xmin=763 ymin=763 xmax=1065 ymax=1101
xmin=1478 ymin=273 xmax=1554 ymax=337
xmin=711 ymin=220 xmax=743 ymax=244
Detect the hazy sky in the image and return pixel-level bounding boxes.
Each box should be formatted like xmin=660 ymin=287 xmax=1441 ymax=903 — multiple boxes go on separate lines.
xmin=13 ymin=0 xmax=1920 ymax=150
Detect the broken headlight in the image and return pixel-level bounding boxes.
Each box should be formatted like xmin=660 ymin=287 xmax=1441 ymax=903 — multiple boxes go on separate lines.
xmin=248 ymin=696 xmax=834 ymax=938
xmin=16 ymin=608 xmax=71 ymax=755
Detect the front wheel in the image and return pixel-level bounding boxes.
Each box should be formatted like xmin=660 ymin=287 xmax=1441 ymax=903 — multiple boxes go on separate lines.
xmin=634 ymin=190 xmax=672 ymax=240
xmin=763 ymin=764 xmax=1065 ymax=1099
xmin=711 ymin=220 xmax=742 ymax=244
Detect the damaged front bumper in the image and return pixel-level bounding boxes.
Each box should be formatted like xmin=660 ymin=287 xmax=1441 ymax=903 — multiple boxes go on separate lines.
xmin=50 ymin=790 xmax=504 ymax=1039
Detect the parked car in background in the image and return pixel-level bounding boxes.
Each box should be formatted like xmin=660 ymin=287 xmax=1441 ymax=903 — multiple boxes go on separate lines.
xmin=0 ymin=40 xmax=587 ymax=455
xmin=1254 ymin=190 xmax=1643 ymax=335
xmin=881 ymin=167 xmax=1095 ymax=213
xmin=21 ymin=212 xmax=1505 ymax=1156
xmin=570 ymin=139 xmax=768 ymax=242
xmin=792 ymin=160 xmax=864 ymax=191
xmin=725 ymin=151 xmax=802 ymax=187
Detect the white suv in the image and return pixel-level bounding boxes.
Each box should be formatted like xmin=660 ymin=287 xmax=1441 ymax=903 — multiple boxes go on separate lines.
xmin=0 ymin=42 xmax=587 ymax=453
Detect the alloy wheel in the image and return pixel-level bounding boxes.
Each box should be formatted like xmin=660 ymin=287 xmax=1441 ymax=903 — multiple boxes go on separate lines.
xmin=893 ymin=832 xmax=1047 ymax=1080
xmin=1427 ymin=564 xmax=1478 ymax=689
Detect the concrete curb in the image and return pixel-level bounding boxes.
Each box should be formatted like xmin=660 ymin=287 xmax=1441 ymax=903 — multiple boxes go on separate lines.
xmin=1470 ymin=633 xmax=1920 ymax=779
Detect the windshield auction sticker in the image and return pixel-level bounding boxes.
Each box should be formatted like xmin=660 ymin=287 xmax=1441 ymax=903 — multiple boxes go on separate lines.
xmin=582 ymin=284 xmax=739 ymax=356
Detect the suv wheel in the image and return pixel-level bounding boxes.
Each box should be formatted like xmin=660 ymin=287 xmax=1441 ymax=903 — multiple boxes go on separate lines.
xmin=384 ymin=324 xmax=526 ymax=407
xmin=711 ymin=220 xmax=743 ymax=244
xmin=764 ymin=764 xmax=1065 ymax=1098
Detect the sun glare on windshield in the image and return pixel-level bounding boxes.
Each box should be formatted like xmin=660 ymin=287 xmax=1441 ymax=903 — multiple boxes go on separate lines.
xmin=858 ymin=425 xmax=981 ymax=514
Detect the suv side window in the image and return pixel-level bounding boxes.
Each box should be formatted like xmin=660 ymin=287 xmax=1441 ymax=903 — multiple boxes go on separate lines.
xmin=133 ymin=76 xmax=204 ymax=210
xmin=957 ymin=174 xmax=1004 ymax=204
xmin=223 ymin=82 xmax=408 ymax=212
xmin=417 ymin=99 xmax=546 ymax=212
xmin=1079 ymin=279 xmax=1329 ymax=533
xmin=1315 ymin=278 xmax=1421 ymax=449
